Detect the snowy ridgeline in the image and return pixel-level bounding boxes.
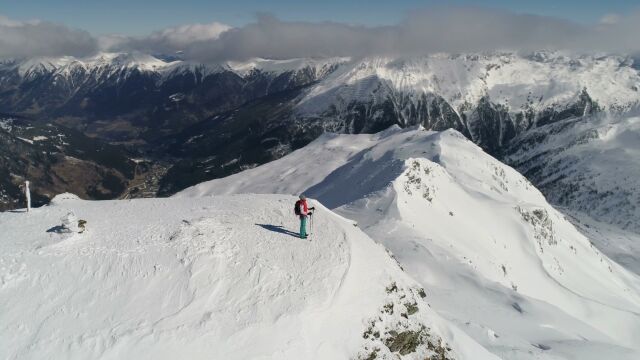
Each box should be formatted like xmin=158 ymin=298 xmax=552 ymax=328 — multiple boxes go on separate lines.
xmin=7 ymin=51 xmax=640 ymax=113
xmin=2 ymin=126 xmax=640 ymax=359
xmin=5 ymin=52 xmax=346 ymax=81
xmin=0 ymin=194 xmax=494 ymax=360
xmin=179 ymin=126 xmax=640 ymax=359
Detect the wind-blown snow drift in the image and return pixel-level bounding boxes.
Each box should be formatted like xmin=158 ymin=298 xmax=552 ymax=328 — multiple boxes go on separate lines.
xmin=178 ymin=126 xmax=640 ymax=359
xmin=0 ymin=193 xmax=497 ymax=360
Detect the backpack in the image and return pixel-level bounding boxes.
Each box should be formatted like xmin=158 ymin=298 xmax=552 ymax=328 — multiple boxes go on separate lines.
xmin=294 ymin=200 xmax=302 ymax=216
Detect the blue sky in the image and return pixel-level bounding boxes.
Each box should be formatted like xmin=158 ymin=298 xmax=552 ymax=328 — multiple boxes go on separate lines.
xmin=3 ymin=0 xmax=637 ymax=35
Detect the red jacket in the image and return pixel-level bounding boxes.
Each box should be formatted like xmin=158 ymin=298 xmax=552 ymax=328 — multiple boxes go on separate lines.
xmin=298 ymin=199 xmax=309 ymax=216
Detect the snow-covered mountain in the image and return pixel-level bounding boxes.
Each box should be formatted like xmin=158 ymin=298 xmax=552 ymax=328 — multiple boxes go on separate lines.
xmin=3 ymin=51 xmax=638 ymax=151
xmin=0 ymin=52 xmax=344 ymax=143
xmin=295 ymin=52 xmax=639 ymax=151
xmin=6 ymin=52 xmax=343 ymax=80
xmin=178 ymin=126 xmax=640 ymax=359
xmin=0 ymin=193 xmax=498 ymax=360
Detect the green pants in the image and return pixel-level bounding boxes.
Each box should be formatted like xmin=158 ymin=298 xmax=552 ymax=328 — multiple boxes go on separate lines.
xmin=299 ymin=216 xmax=307 ymax=238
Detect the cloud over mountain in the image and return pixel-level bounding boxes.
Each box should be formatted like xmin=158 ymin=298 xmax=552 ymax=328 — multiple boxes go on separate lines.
xmin=102 ymin=22 xmax=231 ymax=55
xmin=182 ymin=8 xmax=640 ymax=61
xmin=0 ymin=15 xmax=97 ymax=58
xmin=2 ymin=7 xmax=640 ymax=60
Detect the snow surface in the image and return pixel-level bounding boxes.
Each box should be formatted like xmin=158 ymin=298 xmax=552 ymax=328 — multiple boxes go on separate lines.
xmin=0 ymin=193 xmax=497 ymax=360
xmin=178 ymin=126 xmax=640 ymax=359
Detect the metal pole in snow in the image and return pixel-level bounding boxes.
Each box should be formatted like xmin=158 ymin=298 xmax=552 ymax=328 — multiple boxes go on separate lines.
xmin=25 ymin=180 xmax=31 ymax=212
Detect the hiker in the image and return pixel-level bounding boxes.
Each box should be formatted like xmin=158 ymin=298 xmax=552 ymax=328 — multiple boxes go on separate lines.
xmin=295 ymin=195 xmax=315 ymax=239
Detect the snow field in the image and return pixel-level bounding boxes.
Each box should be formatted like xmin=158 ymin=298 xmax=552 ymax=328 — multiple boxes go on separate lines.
xmin=0 ymin=193 xmax=495 ymax=359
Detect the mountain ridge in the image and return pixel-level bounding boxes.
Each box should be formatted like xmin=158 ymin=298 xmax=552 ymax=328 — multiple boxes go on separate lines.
xmin=177 ymin=125 xmax=640 ymax=359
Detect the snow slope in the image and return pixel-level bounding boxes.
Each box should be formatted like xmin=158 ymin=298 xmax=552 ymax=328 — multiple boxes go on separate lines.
xmin=178 ymin=126 xmax=640 ymax=359
xmin=0 ymin=193 xmax=497 ymax=360
xmin=505 ymin=113 xmax=640 ymax=234
xmin=561 ymin=207 xmax=640 ymax=276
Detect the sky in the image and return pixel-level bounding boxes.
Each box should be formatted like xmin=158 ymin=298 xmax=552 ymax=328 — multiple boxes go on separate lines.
xmin=3 ymin=0 xmax=637 ymax=35
xmin=1 ymin=0 xmax=640 ymax=60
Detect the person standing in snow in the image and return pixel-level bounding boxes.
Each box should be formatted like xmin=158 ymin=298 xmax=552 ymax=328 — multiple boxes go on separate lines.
xmin=295 ymin=195 xmax=314 ymax=239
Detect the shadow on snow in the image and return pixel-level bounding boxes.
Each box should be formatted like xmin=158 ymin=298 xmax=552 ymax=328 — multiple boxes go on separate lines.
xmin=255 ymin=223 xmax=301 ymax=238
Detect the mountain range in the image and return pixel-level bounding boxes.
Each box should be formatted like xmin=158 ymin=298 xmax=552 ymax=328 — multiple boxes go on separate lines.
xmin=1 ymin=50 xmax=639 ymax=235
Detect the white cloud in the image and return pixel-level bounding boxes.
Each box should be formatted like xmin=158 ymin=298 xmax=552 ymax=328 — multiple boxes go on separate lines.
xmin=3 ymin=8 xmax=640 ymax=60
xmin=182 ymin=8 xmax=640 ymax=62
xmin=102 ymin=22 xmax=231 ymax=54
xmin=153 ymin=22 xmax=231 ymax=45
xmin=0 ymin=15 xmax=97 ymax=58
xmin=0 ymin=15 xmax=41 ymax=27
xmin=96 ymin=34 xmax=129 ymax=52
